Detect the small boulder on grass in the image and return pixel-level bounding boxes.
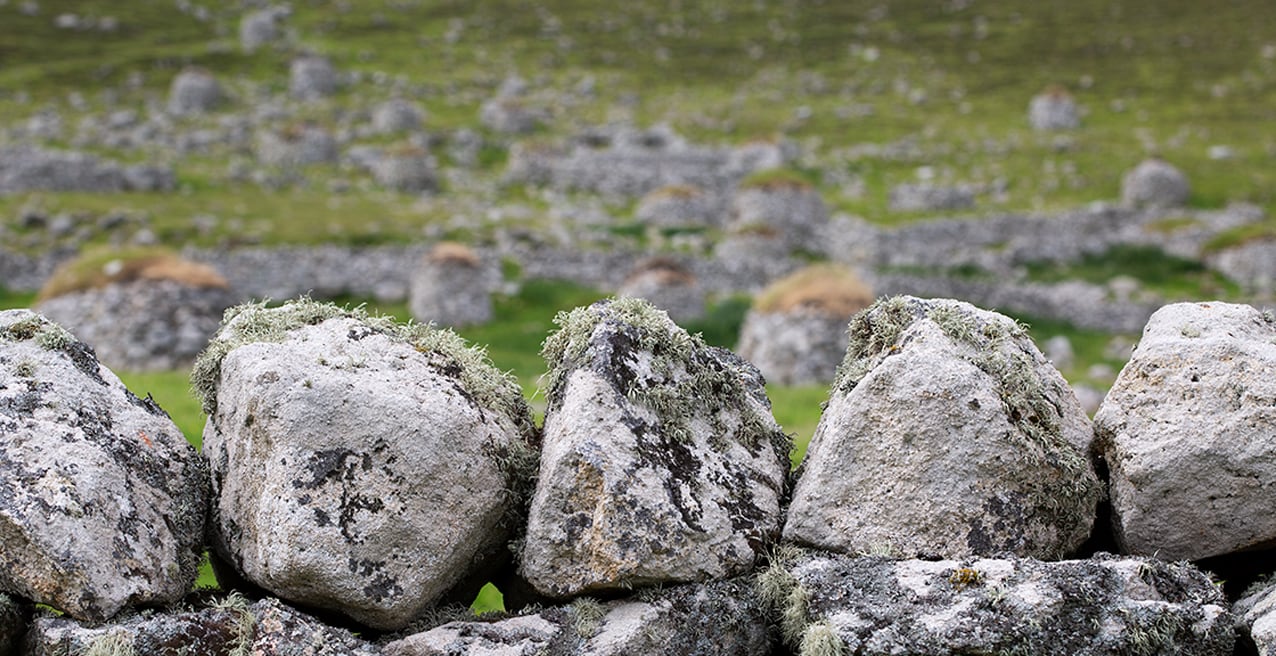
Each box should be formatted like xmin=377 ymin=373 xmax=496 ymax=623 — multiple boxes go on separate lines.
xmin=372 ymin=98 xmax=425 ymax=134
xmin=35 ymin=247 xmax=235 ymax=371
xmin=0 ymin=310 xmax=207 ymax=622
xmin=255 ymin=123 xmax=338 ymax=168
xmin=520 ymin=298 xmax=790 ymax=598
xmin=634 ymin=184 xmax=718 ymax=229
xmin=194 ymin=299 xmax=538 ymax=631
xmin=167 ymin=67 xmax=224 ymax=116
xmin=737 ymin=264 xmax=874 ymax=386
xmin=729 ymin=169 xmax=829 ymax=252
xmin=1094 ymin=301 xmax=1276 ymax=561
xmin=615 ymin=257 xmax=706 ymax=324
xmin=1121 ymin=157 xmax=1190 ymax=208
xmin=289 ymin=55 xmax=338 ymax=101
xmin=372 ymin=144 xmax=438 ymax=193
xmin=1029 ymin=84 xmax=1081 ymax=131
xmin=784 ymin=296 xmax=1101 ymax=560
xmin=408 ymin=242 xmax=493 ymax=327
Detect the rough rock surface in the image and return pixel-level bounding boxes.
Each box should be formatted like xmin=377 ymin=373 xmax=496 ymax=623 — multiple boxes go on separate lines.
xmin=372 ymin=149 xmax=437 ymax=193
xmin=1094 ymin=301 xmax=1276 ymax=561
xmin=256 ymin=125 xmax=338 ymax=168
xmin=765 ymin=550 xmax=1233 ymax=656
xmin=0 ymin=147 xmax=174 ymax=194
xmin=0 ymin=592 xmax=29 ymax=656
xmin=736 ymin=309 xmax=849 ymax=386
xmin=383 ymin=578 xmax=772 ymax=656
xmin=729 ymin=182 xmax=829 ymax=251
xmin=521 ymin=298 xmax=790 ymax=597
xmin=372 ymin=99 xmax=425 ymax=134
xmin=26 ymin=595 xmax=380 ymax=656
xmin=0 ymin=310 xmax=207 ymax=622
xmin=407 ymin=245 xmax=495 ymax=327
xmin=1029 ymin=88 xmax=1080 ymax=130
xmin=289 ymin=56 xmax=338 ymax=100
xmin=634 ymin=185 xmax=719 ymax=228
xmin=37 ymin=279 xmax=235 ymax=372
xmin=1236 ymin=577 xmax=1276 ymax=656
xmin=1121 ymin=158 xmax=1190 ymax=208
xmin=785 ymin=296 xmax=1101 ymax=559
xmin=615 ymin=258 xmax=705 ymax=324
xmin=168 ymin=68 xmax=224 ymax=116
xmin=196 ymin=300 xmax=538 ymax=630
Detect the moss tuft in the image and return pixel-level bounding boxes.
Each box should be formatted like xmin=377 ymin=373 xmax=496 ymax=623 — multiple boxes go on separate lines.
xmin=570 ymin=597 xmax=607 ymax=638
xmin=798 ymin=621 xmax=844 ymax=656
xmin=753 ymin=264 xmax=874 ymax=318
xmin=83 ymin=631 xmax=136 ymax=656
xmin=1 ymin=313 xmax=75 ymax=351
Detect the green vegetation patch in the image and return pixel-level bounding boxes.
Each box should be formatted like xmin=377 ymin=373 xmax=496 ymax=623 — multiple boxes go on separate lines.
xmin=1024 ymin=244 xmax=1241 ymax=299
xmin=541 ymin=297 xmax=789 ymax=457
xmin=37 ymin=246 xmax=228 ymax=302
xmin=1202 ymin=221 xmax=1276 ymax=254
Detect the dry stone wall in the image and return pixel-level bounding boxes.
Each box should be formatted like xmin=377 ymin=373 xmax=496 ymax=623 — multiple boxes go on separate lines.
xmin=1 ymin=297 xmax=1275 ymax=655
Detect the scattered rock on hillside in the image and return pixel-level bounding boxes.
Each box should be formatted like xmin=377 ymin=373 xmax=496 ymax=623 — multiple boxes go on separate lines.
xmin=1094 ymin=301 xmax=1276 ymax=561
xmin=240 ymin=7 xmax=286 ymax=53
xmin=372 ymin=98 xmax=425 ymax=134
xmin=0 ymin=147 xmax=174 ymax=194
xmin=168 ymin=68 xmax=224 ymax=116
xmin=634 ymin=184 xmax=719 ymax=229
xmin=1236 ymin=576 xmax=1276 ymax=656
xmin=1029 ymin=85 xmax=1081 ymax=131
xmin=408 ymin=243 xmax=494 ymax=327
xmin=384 ymin=578 xmax=772 ymax=656
xmin=521 ymin=298 xmax=790 ymax=598
xmin=888 ymin=183 xmax=975 ymax=212
xmin=784 ymin=296 xmax=1101 ymax=559
xmin=615 ymin=257 xmax=705 ymax=324
xmin=371 ymin=146 xmax=437 ymax=193
xmin=0 ymin=593 xmax=30 ymax=656
xmin=26 ymin=595 xmax=381 ymax=656
xmin=196 ymin=300 xmax=538 ymax=630
xmin=729 ymin=174 xmax=829 ymax=252
xmin=0 ymin=310 xmax=207 ymax=622
xmin=736 ymin=264 xmax=874 ymax=386
xmin=764 ymin=550 xmax=1233 ymax=656
xmin=480 ymin=97 xmax=541 ymax=134
xmin=255 ymin=124 xmax=338 ymax=168
xmin=290 ymin=55 xmax=338 ymax=101
xmin=1206 ymin=236 xmax=1276 ymax=297
xmin=1121 ymin=158 xmax=1190 ymax=208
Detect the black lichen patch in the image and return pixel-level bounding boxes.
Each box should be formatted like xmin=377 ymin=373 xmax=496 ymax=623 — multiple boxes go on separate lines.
xmin=294 ymin=449 xmax=385 ymax=544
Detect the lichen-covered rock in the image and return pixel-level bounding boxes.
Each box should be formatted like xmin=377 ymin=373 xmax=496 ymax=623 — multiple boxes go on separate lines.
xmin=383 ymin=578 xmax=772 ymax=656
xmin=615 ymin=258 xmax=705 ymax=324
xmin=521 ymin=298 xmax=790 ymax=598
xmin=1094 ymin=301 xmax=1276 ymax=561
xmin=195 ymin=300 xmax=538 ymax=630
xmin=1029 ymin=86 xmax=1081 ymax=130
xmin=37 ymin=278 xmax=235 ymax=372
xmin=0 ymin=310 xmax=207 ymax=622
xmin=372 ymin=99 xmax=425 ymax=134
xmin=760 ymin=550 xmax=1233 ymax=656
xmin=784 ymin=296 xmax=1101 ymax=560
xmin=1121 ymin=158 xmax=1190 ymax=208
xmin=26 ymin=595 xmax=380 ymax=656
xmin=1236 ymin=576 xmax=1276 ymax=656
xmin=168 ymin=68 xmax=224 ymax=116
xmin=408 ymin=243 xmax=494 ymax=327
xmin=0 ymin=592 xmax=30 ymax=656
xmin=289 ymin=56 xmax=338 ymax=101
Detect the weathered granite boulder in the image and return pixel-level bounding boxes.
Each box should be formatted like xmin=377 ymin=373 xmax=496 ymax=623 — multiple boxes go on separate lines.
xmin=1029 ymin=86 xmax=1081 ymax=130
xmin=736 ymin=264 xmax=874 ymax=386
xmin=372 ymin=99 xmax=425 ymax=134
xmin=615 ymin=257 xmax=705 ymax=324
xmin=194 ymin=300 xmax=538 ymax=630
xmin=26 ymin=595 xmax=380 ymax=656
xmin=761 ymin=549 xmax=1233 ymax=656
xmin=785 ymin=296 xmax=1102 ymax=559
xmin=1237 ymin=576 xmax=1276 ymax=656
xmin=0 ymin=593 xmax=29 ymax=656
xmin=729 ymin=175 xmax=829 ymax=251
xmin=168 ymin=68 xmax=224 ymax=116
xmin=521 ymin=298 xmax=790 ymax=597
xmin=0 ymin=310 xmax=207 ymax=622
xmin=888 ymin=183 xmax=976 ymax=212
xmin=408 ymin=243 xmax=494 ymax=327
xmin=371 ymin=146 xmax=437 ymax=193
xmin=289 ymin=55 xmax=338 ymax=101
xmin=383 ymin=578 xmax=772 ymax=656
xmin=36 ymin=253 xmax=234 ymax=371
xmin=1122 ymin=158 xmax=1190 ymax=208
xmin=1094 ymin=301 xmax=1276 ymax=561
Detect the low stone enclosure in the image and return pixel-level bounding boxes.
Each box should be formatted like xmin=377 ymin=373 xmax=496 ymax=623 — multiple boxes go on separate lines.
xmin=2 ymin=294 xmax=1275 ymax=655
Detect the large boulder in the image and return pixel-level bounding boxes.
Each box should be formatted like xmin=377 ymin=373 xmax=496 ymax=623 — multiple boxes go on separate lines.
xmin=1094 ymin=301 xmax=1276 ymax=560
xmin=784 ymin=296 xmax=1101 ymax=559
xmin=0 ymin=310 xmax=207 ymax=622
xmin=26 ymin=595 xmax=380 ymax=656
xmin=761 ymin=549 xmax=1233 ymax=656
xmin=1237 ymin=576 xmax=1276 ymax=656
xmin=1121 ymin=158 xmax=1190 ymax=208
xmin=521 ymin=298 xmax=790 ymax=598
xmin=383 ymin=578 xmax=772 ymax=656
xmin=194 ymin=299 xmax=538 ymax=630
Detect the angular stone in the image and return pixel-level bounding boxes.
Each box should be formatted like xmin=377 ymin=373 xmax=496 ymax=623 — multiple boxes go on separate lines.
xmin=0 ymin=310 xmax=207 ymax=622
xmin=384 ymin=578 xmax=772 ymax=656
xmin=1236 ymin=576 xmax=1276 ymax=656
xmin=784 ymin=296 xmax=1101 ymax=560
xmin=762 ymin=550 xmax=1233 ymax=656
xmin=195 ymin=300 xmax=538 ymax=630
xmin=521 ymin=298 xmax=790 ymax=597
xmin=1095 ymin=301 xmax=1276 ymax=560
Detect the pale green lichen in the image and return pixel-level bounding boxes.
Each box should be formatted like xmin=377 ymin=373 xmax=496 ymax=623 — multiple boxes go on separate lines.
xmin=211 ymin=592 xmax=255 ymax=656
xmin=83 ymin=631 xmax=135 ymax=656
xmin=570 ymin=597 xmax=607 ymax=638
xmin=0 ymin=313 xmax=74 ymax=351
xmin=798 ymin=621 xmax=844 ymax=656
xmin=541 ymin=297 xmax=788 ymax=457
xmin=754 ymin=545 xmax=810 ymax=645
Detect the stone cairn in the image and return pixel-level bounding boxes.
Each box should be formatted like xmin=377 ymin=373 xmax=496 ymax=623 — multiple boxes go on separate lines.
xmin=408 ymin=242 xmax=493 ymax=327
xmin=1029 ymin=84 xmax=1081 ymax=131
xmin=1 ymin=296 xmax=1273 ymax=655
xmin=1121 ymin=157 xmax=1190 ymax=208
xmin=167 ymin=67 xmax=224 ymax=116
xmin=736 ymin=264 xmax=875 ymax=386
xmin=615 ymin=256 xmax=706 ymax=324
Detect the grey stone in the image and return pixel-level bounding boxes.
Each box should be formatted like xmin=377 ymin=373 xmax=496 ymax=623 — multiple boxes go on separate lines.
xmin=0 ymin=310 xmax=207 ymax=622
xmin=372 ymin=99 xmax=424 ymax=134
xmin=729 ymin=182 xmax=829 ymax=252
xmin=615 ymin=258 xmax=705 ymax=324
xmin=763 ymin=550 xmax=1233 ymax=656
xmin=168 ymin=68 xmax=224 ymax=116
xmin=37 ymin=278 xmax=235 ymax=372
xmin=736 ymin=310 xmax=850 ymax=386
xmin=634 ymin=185 xmax=719 ymax=229
xmin=1094 ymin=301 xmax=1276 ymax=560
xmin=290 ymin=56 xmax=338 ymax=101
xmin=240 ymin=8 xmax=284 ymax=52
xmin=1043 ymin=334 xmax=1075 ymax=370
xmin=888 ymin=183 xmax=976 ymax=212
xmin=522 ymin=298 xmax=790 ymax=597
xmin=408 ymin=244 xmax=495 ymax=327
xmin=372 ymin=148 xmax=437 ymax=193
xmin=197 ymin=301 xmax=537 ymax=630
xmin=1236 ymin=577 xmax=1276 ymax=656
xmin=480 ymin=97 xmax=540 ymax=134
xmin=1121 ymin=158 xmax=1190 ymax=208
xmin=384 ymin=578 xmax=772 ymax=656
xmin=1207 ymin=237 xmax=1276 ymax=297
xmin=1029 ymin=88 xmax=1081 ymax=130
xmin=0 ymin=147 xmax=172 ymax=195
xmin=256 ymin=125 xmax=338 ymax=168
xmin=784 ymin=296 xmax=1101 ymax=559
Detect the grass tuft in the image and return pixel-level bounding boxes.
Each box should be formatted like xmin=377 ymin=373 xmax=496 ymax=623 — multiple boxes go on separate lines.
xmin=37 ymin=247 xmax=228 ymax=302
